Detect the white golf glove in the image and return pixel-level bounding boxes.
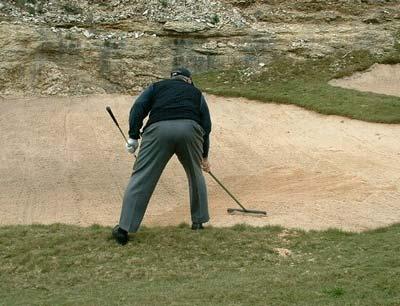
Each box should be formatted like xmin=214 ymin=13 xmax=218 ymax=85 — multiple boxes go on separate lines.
xmin=125 ymin=138 xmax=139 ymax=154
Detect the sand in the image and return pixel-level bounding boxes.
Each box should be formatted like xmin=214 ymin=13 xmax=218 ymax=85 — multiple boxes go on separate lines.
xmin=329 ymin=63 xmax=400 ymax=97
xmin=1 ymin=90 xmax=399 ymax=232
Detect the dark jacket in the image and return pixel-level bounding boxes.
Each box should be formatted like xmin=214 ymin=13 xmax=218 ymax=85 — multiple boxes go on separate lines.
xmin=128 ymin=78 xmax=212 ymax=158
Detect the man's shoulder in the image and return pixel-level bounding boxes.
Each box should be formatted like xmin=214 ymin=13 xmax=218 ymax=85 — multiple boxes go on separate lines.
xmin=153 ymin=79 xmax=171 ymax=86
xmin=153 ymin=79 xmax=202 ymax=92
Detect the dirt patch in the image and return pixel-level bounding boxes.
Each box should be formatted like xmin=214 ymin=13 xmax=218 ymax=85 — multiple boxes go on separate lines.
xmin=329 ymin=63 xmax=400 ymax=97
xmin=0 ymin=94 xmax=399 ymax=231
xmin=273 ymin=248 xmax=292 ymax=257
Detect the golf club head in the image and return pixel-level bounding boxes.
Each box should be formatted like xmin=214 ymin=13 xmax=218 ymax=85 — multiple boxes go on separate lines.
xmin=106 ymin=105 xmax=119 ymax=127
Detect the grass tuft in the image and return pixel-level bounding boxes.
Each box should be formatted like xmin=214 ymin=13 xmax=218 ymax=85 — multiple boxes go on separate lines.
xmin=323 ymin=287 xmax=345 ymax=298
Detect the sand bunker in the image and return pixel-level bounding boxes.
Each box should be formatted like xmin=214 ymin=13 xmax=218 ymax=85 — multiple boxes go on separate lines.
xmin=329 ymin=63 xmax=400 ymax=97
xmin=1 ymin=94 xmax=400 ymax=231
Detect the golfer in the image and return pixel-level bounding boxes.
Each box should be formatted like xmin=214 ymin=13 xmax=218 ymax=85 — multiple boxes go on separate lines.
xmin=113 ymin=68 xmax=212 ymax=245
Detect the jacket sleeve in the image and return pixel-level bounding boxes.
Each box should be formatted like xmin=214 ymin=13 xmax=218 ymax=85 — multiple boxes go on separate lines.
xmin=128 ymin=85 xmax=154 ymax=139
xmin=199 ymin=95 xmax=212 ymax=158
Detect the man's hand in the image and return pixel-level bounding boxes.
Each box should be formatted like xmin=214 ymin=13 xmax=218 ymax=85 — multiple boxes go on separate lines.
xmin=201 ymin=158 xmax=211 ymax=173
xmin=125 ymin=138 xmax=139 ymax=154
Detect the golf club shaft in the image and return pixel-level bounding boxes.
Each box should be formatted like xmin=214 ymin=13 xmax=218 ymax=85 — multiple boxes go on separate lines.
xmin=106 ymin=106 xmax=129 ymax=143
xmin=208 ymin=171 xmax=248 ymax=211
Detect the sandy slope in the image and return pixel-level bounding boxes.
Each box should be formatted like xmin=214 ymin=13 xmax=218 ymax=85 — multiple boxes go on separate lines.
xmin=1 ymin=94 xmax=399 ymax=231
xmin=329 ymin=64 xmax=400 ymax=97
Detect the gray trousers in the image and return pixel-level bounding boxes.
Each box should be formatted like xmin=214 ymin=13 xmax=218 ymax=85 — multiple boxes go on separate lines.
xmin=119 ymin=119 xmax=209 ymax=232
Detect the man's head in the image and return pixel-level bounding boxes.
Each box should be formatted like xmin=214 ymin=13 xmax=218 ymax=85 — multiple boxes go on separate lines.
xmin=171 ymin=67 xmax=192 ymax=84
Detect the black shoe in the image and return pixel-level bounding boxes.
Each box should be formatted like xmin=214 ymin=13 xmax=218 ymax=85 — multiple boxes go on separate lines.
xmin=112 ymin=225 xmax=128 ymax=245
xmin=191 ymin=223 xmax=204 ymax=230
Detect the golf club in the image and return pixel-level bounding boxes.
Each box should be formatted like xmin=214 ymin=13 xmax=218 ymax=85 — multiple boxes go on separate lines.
xmin=106 ymin=105 xmax=266 ymax=217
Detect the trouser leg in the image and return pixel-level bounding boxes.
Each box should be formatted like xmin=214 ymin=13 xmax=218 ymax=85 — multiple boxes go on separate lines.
xmin=176 ymin=122 xmax=209 ymax=224
xmin=119 ymin=125 xmax=174 ymax=232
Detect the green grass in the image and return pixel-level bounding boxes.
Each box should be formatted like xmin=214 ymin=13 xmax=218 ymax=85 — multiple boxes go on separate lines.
xmin=1 ymin=224 xmax=400 ymax=305
xmin=194 ymin=50 xmax=400 ymax=123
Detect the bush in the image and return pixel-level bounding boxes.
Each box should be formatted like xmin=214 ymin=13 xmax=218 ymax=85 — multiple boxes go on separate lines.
xmin=211 ymin=14 xmax=220 ymax=24
xmin=159 ymin=0 xmax=168 ymax=8
xmin=62 ymin=3 xmax=83 ymax=15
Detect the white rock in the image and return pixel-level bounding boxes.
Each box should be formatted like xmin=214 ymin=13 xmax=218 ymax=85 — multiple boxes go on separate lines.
xmin=203 ymin=41 xmax=217 ymax=49
xmin=83 ymin=30 xmax=92 ymax=38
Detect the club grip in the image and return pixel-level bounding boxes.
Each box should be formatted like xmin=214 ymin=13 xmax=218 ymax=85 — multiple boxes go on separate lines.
xmin=106 ymin=106 xmax=119 ymax=127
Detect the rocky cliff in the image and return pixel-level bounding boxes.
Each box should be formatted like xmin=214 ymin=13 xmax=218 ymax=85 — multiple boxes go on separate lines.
xmin=0 ymin=0 xmax=399 ymax=96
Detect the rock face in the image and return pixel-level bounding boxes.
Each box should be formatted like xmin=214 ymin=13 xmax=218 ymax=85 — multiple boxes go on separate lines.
xmin=0 ymin=0 xmax=399 ymax=95
xmin=163 ymin=21 xmax=209 ymax=33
